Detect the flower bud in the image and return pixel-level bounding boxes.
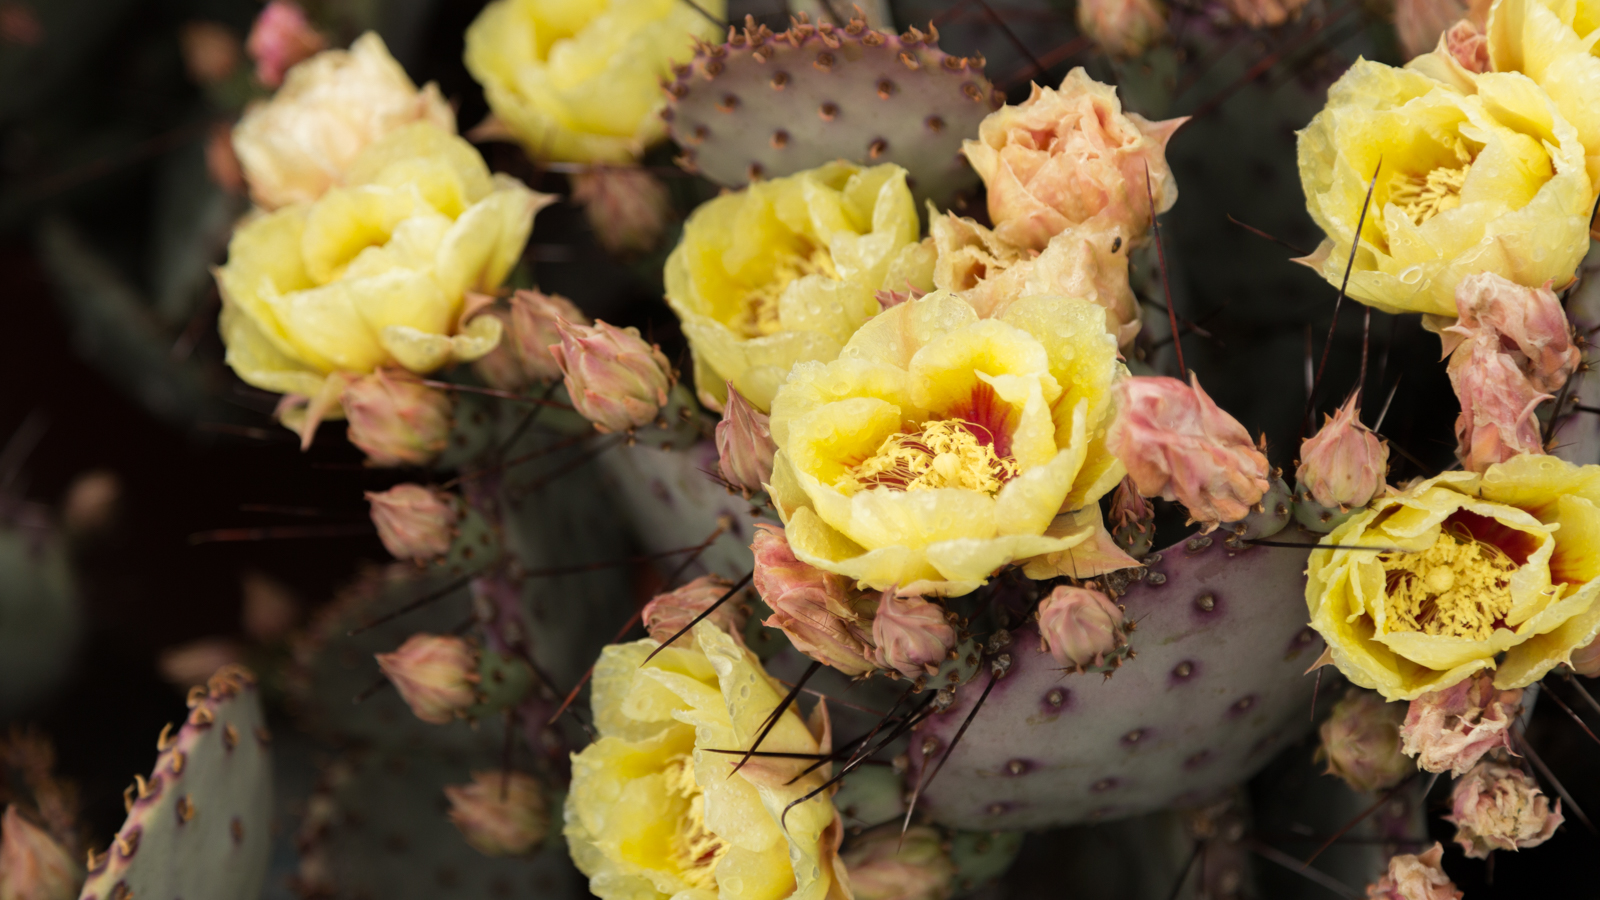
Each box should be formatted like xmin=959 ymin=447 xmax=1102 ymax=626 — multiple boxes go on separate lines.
xmin=1447 ymin=341 xmax=1548 ymax=473
xmin=549 ymin=319 xmax=674 ymax=434
xmin=1446 ymin=761 xmax=1562 ymax=858
xmin=872 ymin=592 xmax=957 ymax=679
xmin=1297 ymin=393 xmax=1388 ymax=511
xmin=1401 ymin=672 xmax=1521 ymax=776
xmin=246 ymin=1 xmax=325 ymax=89
xmin=341 ymin=369 xmax=453 ymax=467
xmin=1396 ymin=0 xmax=1483 ymax=60
xmin=1107 ymin=374 xmax=1271 ymax=531
xmin=1569 ymin=634 xmax=1600 ymax=676
xmin=570 ymin=166 xmax=673 ymax=256
xmin=716 ymin=383 xmax=777 ymax=496
xmin=1036 ymin=585 xmax=1128 ymax=672
xmin=180 ymin=21 xmax=241 ymax=86
xmin=752 ymin=523 xmax=878 ymax=676
xmin=1446 ymin=273 xmax=1579 ymax=394
xmin=1443 ymin=19 xmax=1488 ymax=73
xmin=0 ymin=806 xmax=82 ymax=900
xmin=1365 ymin=843 xmax=1462 ymax=900
xmin=1222 ymin=0 xmax=1308 ymax=27
xmin=1075 ymin=0 xmax=1166 ymax=57
xmin=841 ymin=825 xmax=957 ymax=900
xmin=641 ymin=575 xmax=749 ymax=644
xmin=375 ymin=633 xmax=481 ymax=724
xmin=1109 ymin=475 xmax=1157 ymax=557
xmin=365 ymin=484 xmax=459 ymax=561
xmin=444 ymin=771 xmax=549 ymax=857
xmin=1317 ymin=689 xmax=1413 ymax=793
xmin=472 ymin=291 xmax=589 ymax=390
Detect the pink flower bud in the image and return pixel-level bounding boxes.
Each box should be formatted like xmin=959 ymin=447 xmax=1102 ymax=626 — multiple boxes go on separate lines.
xmin=1443 ymin=19 xmax=1489 ymax=73
xmin=179 ymin=22 xmax=241 ymax=86
xmin=1297 ymin=394 xmax=1388 ymax=510
xmin=549 ymin=319 xmax=674 ymax=434
xmin=1075 ymin=0 xmax=1166 ymax=57
xmin=375 ymin=633 xmax=480 ymax=724
xmin=1222 ymin=0 xmax=1308 ymax=27
xmin=841 ymin=825 xmax=957 ymax=900
xmin=570 ymin=166 xmax=673 ymax=257
xmin=716 ymin=383 xmax=777 ymax=496
xmin=1365 ymin=843 xmax=1463 ymax=900
xmin=1107 ymin=374 xmax=1271 ymax=531
xmin=366 ymin=484 xmax=459 ymax=561
xmin=473 ymin=291 xmax=589 ymax=390
xmin=1447 ymin=342 xmax=1548 ymax=473
xmin=1036 ymin=586 xmax=1128 ymax=672
xmin=0 ymin=806 xmax=81 ymax=900
xmin=246 ymin=1 xmax=326 ymax=89
xmin=444 ymin=771 xmax=549 ymax=857
xmin=641 ymin=575 xmax=748 ymax=644
xmin=1401 ymin=672 xmax=1522 ymax=776
xmin=753 ymin=523 xmax=878 ymax=676
xmin=1396 ymin=0 xmax=1485 ymax=60
xmin=1569 ymin=634 xmax=1600 ymax=676
xmin=1446 ymin=273 xmax=1579 ymax=394
xmin=872 ymin=591 xmax=957 ymax=678
xmin=1445 ymin=761 xmax=1562 ymax=858
xmin=1318 ymin=689 xmax=1413 ymax=793
xmin=341 ymin=369 xmax=452 ymax=467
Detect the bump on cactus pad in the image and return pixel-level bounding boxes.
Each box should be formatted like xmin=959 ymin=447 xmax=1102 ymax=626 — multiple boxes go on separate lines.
xmin=664 ymin=15 xmax=1002 ymax=206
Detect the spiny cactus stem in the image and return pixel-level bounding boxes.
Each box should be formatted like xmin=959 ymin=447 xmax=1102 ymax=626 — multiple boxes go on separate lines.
xmin=901 ymin=666 xmax=998 ymax=836
xmin=704 ymin=748 xmax=894 ymax=764
xmin=1225 ymin=213 xmax=1309 ymax=255
xmin=781 ymin=691 xmax=942 ymax=828
xmin=1513 ymin=727 xmax=1597 ymax=835
xmin=348 ymin=575 xmax=472 ymax=636
xmin=1145 ymin=163 xmax=1184 ymax=379
xmin=1301 ymin=772 xmax=1420 ymax=868
xmin=1305 ymin=160 xmax=1380 ymax=439
xmin=1188 ymin=4 xmax=1359 ymax=120
xmin=512 ymin=433 xmax=627 ymax=499
xmin=660 ymin=520 xmax=731 ymax=585
xmin=419 ymin=378 xmax=575 ymax=409
xmin=1247 ymin=838 xmax=1363 ymax=899
xmin=446 ymin=430 xmax=593 ymax=489
xmin=786 ymin=682 xmax=919 ymax=785
xmin=1539 ymin=679 xmax=1600 ymax=748
xmin=732 ymin=659 xmax=824 ymax=777
xmin=641 ymin=570 xmax=753 ymax=664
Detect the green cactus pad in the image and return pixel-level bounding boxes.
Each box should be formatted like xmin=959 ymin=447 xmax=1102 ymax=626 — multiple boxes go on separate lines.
xmin=664 ymin=15 xmax=1003 ymax=206
xmin=948 ymin=830 xmax=1025 ymax=892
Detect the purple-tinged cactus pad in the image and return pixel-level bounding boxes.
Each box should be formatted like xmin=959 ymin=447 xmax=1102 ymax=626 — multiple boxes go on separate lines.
xmin=912 ymin=530 xmax=1323 ymax=829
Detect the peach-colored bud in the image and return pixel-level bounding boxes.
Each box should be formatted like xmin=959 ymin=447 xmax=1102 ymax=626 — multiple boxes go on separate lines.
xmin=1297 ymin=394 xmax=1388 ymax=510
xmin=570 ymin=166 xmax=673 ymax=257
xmin=1448 ymin=342 xmax=1549 ymax=473
xmin=204 ymin=122 xmax=245 ymax=194
xmin=241 ymin=570 xmax=300 ymax=643
xmin=1401 ymin=672 xmax=1522 ymax=776
xmin=1569 ymin=634 xmax=1600 ymax=676
xmin=716 ymin=383 xmax=777 ymax=496
xmin=1222 ymin=0 xmax=1308 ymax=28
xmin=1318 ymin=689 xmax=1413 ymax=793
xmin=1108 ymin=475 xmax=1155 ymax=556
xmin=157 ymin=638 xmax=245 ymax=689
xmin=1446 ymin=273 xmax=1579 ymax=394
xmin=340 ymin=369 xmax=452 ymax=467
xmin=180 ymin=21 xmax=241 ymax=86
xmin=753 ymin=523 xmax=878 ymax=676
xmin=1036 ymin=586 xmax=1128 ymax=672
xmin=549 ymin=319 xmax=674 ymax=434
xmin=872 ymin=592 xmax=957 ymax=678
xmin=641 ymin=575 xmax=748 ymax=643
xmin=472 ymin=291 xmax=589 ymax=391
xmin=1396 ymin=0 xmax=1487 ymax=60
xmin=841 ymin=825 xmax=957 ymax=900
xmin=365 ymin=484 xmax=459 ymax=561
xmin=444 ymin=771 xmax=549 ymax=857
xmin=1442 ymin=19 xmax=1488 ymax=72
xmin=1365 ymin=843 xmax=1463 ymax=900
xmin=1107 ymin=374 xmax=1271 ymax=531
xmin=1076 ymin=0 xmax=1166 ymax=57
xmin=0 ymin=806 xmax=81 ymax=900
xmin=375 ymin=633 xmax=480 ymax=724
xmin=1445 ymin=761 xmax=1562 ymax=859
xmin=246 ymin=1 xmax=326 ymax=89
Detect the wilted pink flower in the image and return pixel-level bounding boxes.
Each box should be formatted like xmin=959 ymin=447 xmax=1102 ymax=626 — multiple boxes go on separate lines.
xmin=841 ymin=825 xmax=957 ymax=900
xmin=570 ymin=166 xmax=673 ymax=256
xmin=1298 ymin=394 xmax=1388 ymax=510
xmin=716 ymin=383 xmax=777 ymax=496
xmin=1365 ymin=843 xmax=1462 ymax=900
xmin=640 ymin=575 xmax=748 ymax=644
xmin=1446 ymin=273 xmax=1579 ymax=394
xmin=1569 ymin=634 xmax=1600 ymax=676
xmin=1446 ymin=761 xmax=1562 ymax=858
xmin=375 ymin=633 xmax=480 ymax=724
xmin=246 ymin=1 xmax=326 ymax=89
xmin=1036 ymin=586 xmax=1128 ymax=672
xmin=872 ymin=592 xmax=957 ymax=678
xmin=1319 ymin=689 xmax=1413 ymax=793
xmin=1222 ymin=0 xmax=1308 ymax=27
xmin=341 ymin=369 xmax=452 ymax=467
xmin=549 ymin=319 xmax=674 ymax=434
xmin=1075 ymin=0 xmax=1166 ymax=57
xmin=444 ymin=771 xmax=549 ymax=857
xmin=1107 ymin=374 xmax=1271 ymax=531
xmin=1401 ymin=673 xmax=1522 ymax=776
xmin=366 ymin=484 xmax=458 ymax=561
xmin=0 ymin=806 xmax=82 ymax=900
xmin=752 ymin=523 xmax=877 ymax=676
xmin=1396 ymin=0 xmax=1488 ymax=60
xmin=473 ymin=291 xmax=589 ymax=391
xmin=180 ymin=21 xmax=241 ymax=86
xmin=962 ymin=68 xmax=1184 ymax=250
xmin=1448 ymin=342 xmax=1548 ymax=473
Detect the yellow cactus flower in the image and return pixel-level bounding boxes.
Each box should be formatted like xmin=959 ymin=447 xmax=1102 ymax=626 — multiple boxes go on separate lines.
xmin=1487 ymin=0 xmax=1600 ymax=194
xmin=1297 ymin=59 xmax=1591 ymax=316
xmin=766 ymin=291 xmax=1127 ymax=596
xmin=216 ymin=122 xmax=553 ymax=403
xmin=565 ymin=621 xmax=849 ymax=900
xmin=464 ymin=0 xmax=724 ymax=163
xmin=1306 ymin=454 xmax=1600 ymax=701
xmin=665 ymin=161 xmax=932 ymax=412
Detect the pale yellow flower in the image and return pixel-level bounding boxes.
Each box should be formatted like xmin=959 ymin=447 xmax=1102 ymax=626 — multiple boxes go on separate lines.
xmin=464 ymin=0 xmax=723 ymax=163
xmin=665 ymin=161 xmax=931 ymax=412
xmin=565 ymin=622 xmax=848 ymax=900
xmin=1487 ymin=0 xmax=1600 ymax=193
xmin=217 ymin=122 xmax=552 ymax=403
xmin=1297 ymin=59 xmax=1591 ymax=316
xmin=232 ymin=33 xmax=455 ymax=210
xmin=766 ymin=291 xmax=1126 ymax=596
xmin=1306 ymin=454 xmax=1600 ymax=701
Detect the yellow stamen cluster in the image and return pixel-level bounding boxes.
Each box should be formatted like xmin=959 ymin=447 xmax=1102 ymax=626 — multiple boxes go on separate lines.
xmin=838 ymin=419 xmax=1019 ymax=496
xmin=738 ymin=242 xmax=842 ymax=338
xmin=1389 ymin=138 xmax=1474 ymax=226
xmin=1380 ymin=527 xmax=1516 ymax=641
xmin=662 ymin=755 xmax=728 ymax=888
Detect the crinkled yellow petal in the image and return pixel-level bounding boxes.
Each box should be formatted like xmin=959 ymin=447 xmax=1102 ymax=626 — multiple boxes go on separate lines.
xmin=216 ymin=296 xmax=326 ymax=397
xmin=1020 ymin=504 xmax=1139 ymax=579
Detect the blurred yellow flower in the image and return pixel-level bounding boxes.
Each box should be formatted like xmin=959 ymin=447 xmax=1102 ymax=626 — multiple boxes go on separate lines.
xmin=1297 ymin=59 xmax=1590 ymax=316
xmin=1306 ymin=454 xmax=1600 ymax=701
xmin=1487 ymin=0 xmax=1600 ymax=193
xmin=766 ymin=291 xmax=1126 ymax=596
xmin=217 ymin=122 xmax=552 ymax=402
xmin=464 ymin=0 xmax=723 ymax=163
xmin=566 ymin=621 xmax=848 ymax=900
xmin=665 ymin=161 xmax=931 ymax=412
